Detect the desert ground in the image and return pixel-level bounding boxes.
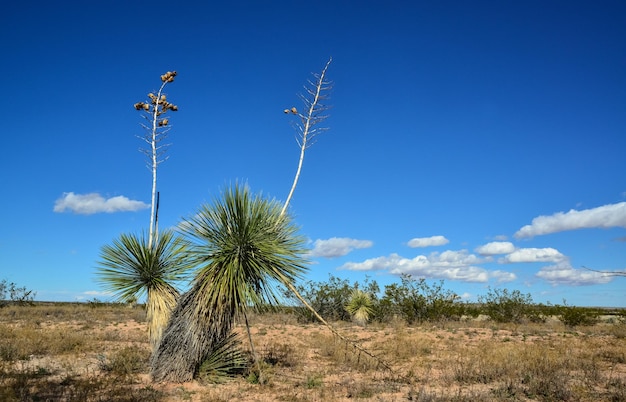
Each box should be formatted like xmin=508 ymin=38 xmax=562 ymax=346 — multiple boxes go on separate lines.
xmin=0 ymin=303 xmax=624 ymax=401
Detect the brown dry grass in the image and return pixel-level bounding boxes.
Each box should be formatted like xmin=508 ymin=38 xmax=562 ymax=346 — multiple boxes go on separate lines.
xmin=0 ymin=303 xmax=624 ymax=401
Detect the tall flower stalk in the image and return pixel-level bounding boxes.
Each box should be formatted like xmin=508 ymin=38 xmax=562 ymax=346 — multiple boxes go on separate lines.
xmin=134 ymin=71 xmax=179 ymax=249
xmin=281 ymin=58 xmax=332 ymax=216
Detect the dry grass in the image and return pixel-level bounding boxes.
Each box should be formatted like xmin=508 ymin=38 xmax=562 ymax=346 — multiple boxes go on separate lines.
xmin=0 ymin=303 xmax=624 ymax=401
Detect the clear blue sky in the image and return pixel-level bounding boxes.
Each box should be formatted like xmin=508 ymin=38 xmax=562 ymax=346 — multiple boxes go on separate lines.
xmin=2 ymin=1 xmax=625 ymax=307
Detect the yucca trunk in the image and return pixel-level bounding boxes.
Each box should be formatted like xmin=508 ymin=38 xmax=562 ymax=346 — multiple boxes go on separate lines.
xmin=150 ymin=275 xmax=236 ymax=382
xmin=146 ymin=285 xmax=179 ymax=350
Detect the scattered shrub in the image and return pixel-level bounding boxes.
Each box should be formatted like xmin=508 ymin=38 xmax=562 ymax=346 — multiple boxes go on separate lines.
xmin=0 ymin=279 xmax=35 ymax=307
xmin=376 ymin=276 xmax=460 ymax=324
xmin=557 ymin=302 xmax=599 ymax=327
xmin=478 ymin=287 xmax=534 ymax=324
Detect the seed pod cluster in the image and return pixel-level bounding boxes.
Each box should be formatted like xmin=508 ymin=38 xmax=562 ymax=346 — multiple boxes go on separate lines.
xmin=161 ymin=71 xmax=177 ymax=83
xmin=134 ymin=72 xmax=179 ymax=115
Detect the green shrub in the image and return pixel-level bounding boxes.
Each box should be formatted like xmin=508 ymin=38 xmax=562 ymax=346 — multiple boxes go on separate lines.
xmin=377 ymin=276 xmax=460 ymax=324
xmin=557 ymin=303 xmax=599 ymax=327
xmin=288 ymin=275 xmax=380 ymax=323
xmin=478 ymin=287 xmax=534 ymax=324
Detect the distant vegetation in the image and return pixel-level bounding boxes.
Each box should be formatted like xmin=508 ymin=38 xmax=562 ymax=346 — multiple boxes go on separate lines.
xmin=0 ymin=279 xmax=35 ymax=307
xmin=287 ymin=274 xmax=625 ymax=327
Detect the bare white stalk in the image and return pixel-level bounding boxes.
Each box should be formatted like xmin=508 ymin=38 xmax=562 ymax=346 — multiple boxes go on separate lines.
xmin=245 ymin=59 xmax=335 ymax=370
xmin=148 ymin=82 xmax=167 ymax=250
xmin=274 ymin=60 xmax=390 ymax=371
xmin=281 ymin=58 xmax=332 ymax=216
xmin=134 ymin=71 xmax=178 ymax=250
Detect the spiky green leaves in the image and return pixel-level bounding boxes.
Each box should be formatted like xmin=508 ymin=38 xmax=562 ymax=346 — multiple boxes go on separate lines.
xmin=178 ymin=183 xmax=309 ymax=318
xmin=345 ymin=289 xmax=373 ymax=326
xmin=97 ymin=230 xmax=191 ymax=302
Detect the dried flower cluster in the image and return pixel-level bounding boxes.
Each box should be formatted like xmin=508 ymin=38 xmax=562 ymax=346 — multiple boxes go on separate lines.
xmin=133 ymin=72 xmax=179 ymax=128
xmin=134 ymin=96 xmax=178 ymax=115
xmin=161 ymin=71 xmax=177 ymax=83
xmin=283 ymin=107 xmax=298 ymax=115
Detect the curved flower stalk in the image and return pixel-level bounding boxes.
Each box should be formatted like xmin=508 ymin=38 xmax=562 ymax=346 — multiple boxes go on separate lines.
xmin=281 ymin=58 xmax=332 ymax=216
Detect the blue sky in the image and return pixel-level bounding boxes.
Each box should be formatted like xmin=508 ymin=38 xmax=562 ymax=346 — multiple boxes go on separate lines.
xmin=2 ymin=1 xmax=625 ymax=307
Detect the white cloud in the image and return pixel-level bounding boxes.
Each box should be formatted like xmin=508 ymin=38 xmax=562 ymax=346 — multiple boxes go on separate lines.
xmin=75 ymin=290 xmax=113 ymax=301
xmin=54 ymin=192 xmax=149 ymax=215
xmin=308 ymin=237 xmax=373 ymax=258
xmin=475 ymin=241 xmax=516 ymax=256
xmin=536 ymin=262 xmax=614 ymax=286
xmin=499 ymin=248 xmax=566 ymax=263
xmin=340 ymin=251 xmax=516 ymax=283
xmin=83 ymin=290 xmax=111 ymax=296
xmin=490 ymin=270 xmax=518 ymax=283
xmin=407 ymin=235 xmax=449 ymax=248
xmin=515 ymin=202 xmax=626 ymax=239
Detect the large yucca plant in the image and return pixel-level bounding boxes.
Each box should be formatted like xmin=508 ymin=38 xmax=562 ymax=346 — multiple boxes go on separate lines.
xmin=150 ymin=183 xmax=308 ymax=382
xmin=96 ymin=229 xmax=192 ymax=349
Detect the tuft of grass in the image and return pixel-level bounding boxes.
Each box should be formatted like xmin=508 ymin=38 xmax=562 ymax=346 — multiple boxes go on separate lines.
xmin=261 ymin=341 xmax=302 ymax=368
xmin=98 ymin=346 xmax=149 ymax=377
xmin=309 ymin=332 xmax=380 ymax=372
xmin=305 ymin=373 xmax=324 ymax=389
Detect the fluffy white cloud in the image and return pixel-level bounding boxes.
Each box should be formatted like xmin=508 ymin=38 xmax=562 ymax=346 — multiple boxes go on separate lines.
xmin=407 ymin=235 xmax=449 ymax=248
xmin=536 ymin=262 xmax=614 ymax=286
xmin=308 ymin=237 xmax=373 ymax=258
xmin=475 ymin=241 xmax=516 ymax=256
xmin=340 ymin=251 xmax=516 ymax=283
xmin=499 ymin=248 xmax=566 ymax=263
xmin=490 ymin=270 xmax=518 ymax=283
xmin=54 ymin=192 xmax=149 ymax=215
xmin=515 ymin=202 xmax=626 ymax=239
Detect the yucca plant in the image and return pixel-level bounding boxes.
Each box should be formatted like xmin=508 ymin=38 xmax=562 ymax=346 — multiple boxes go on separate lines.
xmin=96 ymin=71 xmax=184 ymax=350
xmin=345 ymin=289 xmax=374 ymax=326
xmin=96 ymin=229 xmax=192 ymax=349
xmin=150 ymin=184 xmax=309 ymax=382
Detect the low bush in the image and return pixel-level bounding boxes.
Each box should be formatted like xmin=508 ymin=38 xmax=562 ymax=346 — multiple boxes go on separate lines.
xmin=557 ymin=302 xmax=599 ymax=327
xmin=478 ymin=287 xmax=534 ymax=324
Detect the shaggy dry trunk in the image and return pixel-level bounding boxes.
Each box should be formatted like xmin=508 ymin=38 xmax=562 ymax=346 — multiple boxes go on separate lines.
xmin=150 ymin=278 xmax=236 ymax=382
xmin=146 ymin=283 xmax=180 ymax=351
